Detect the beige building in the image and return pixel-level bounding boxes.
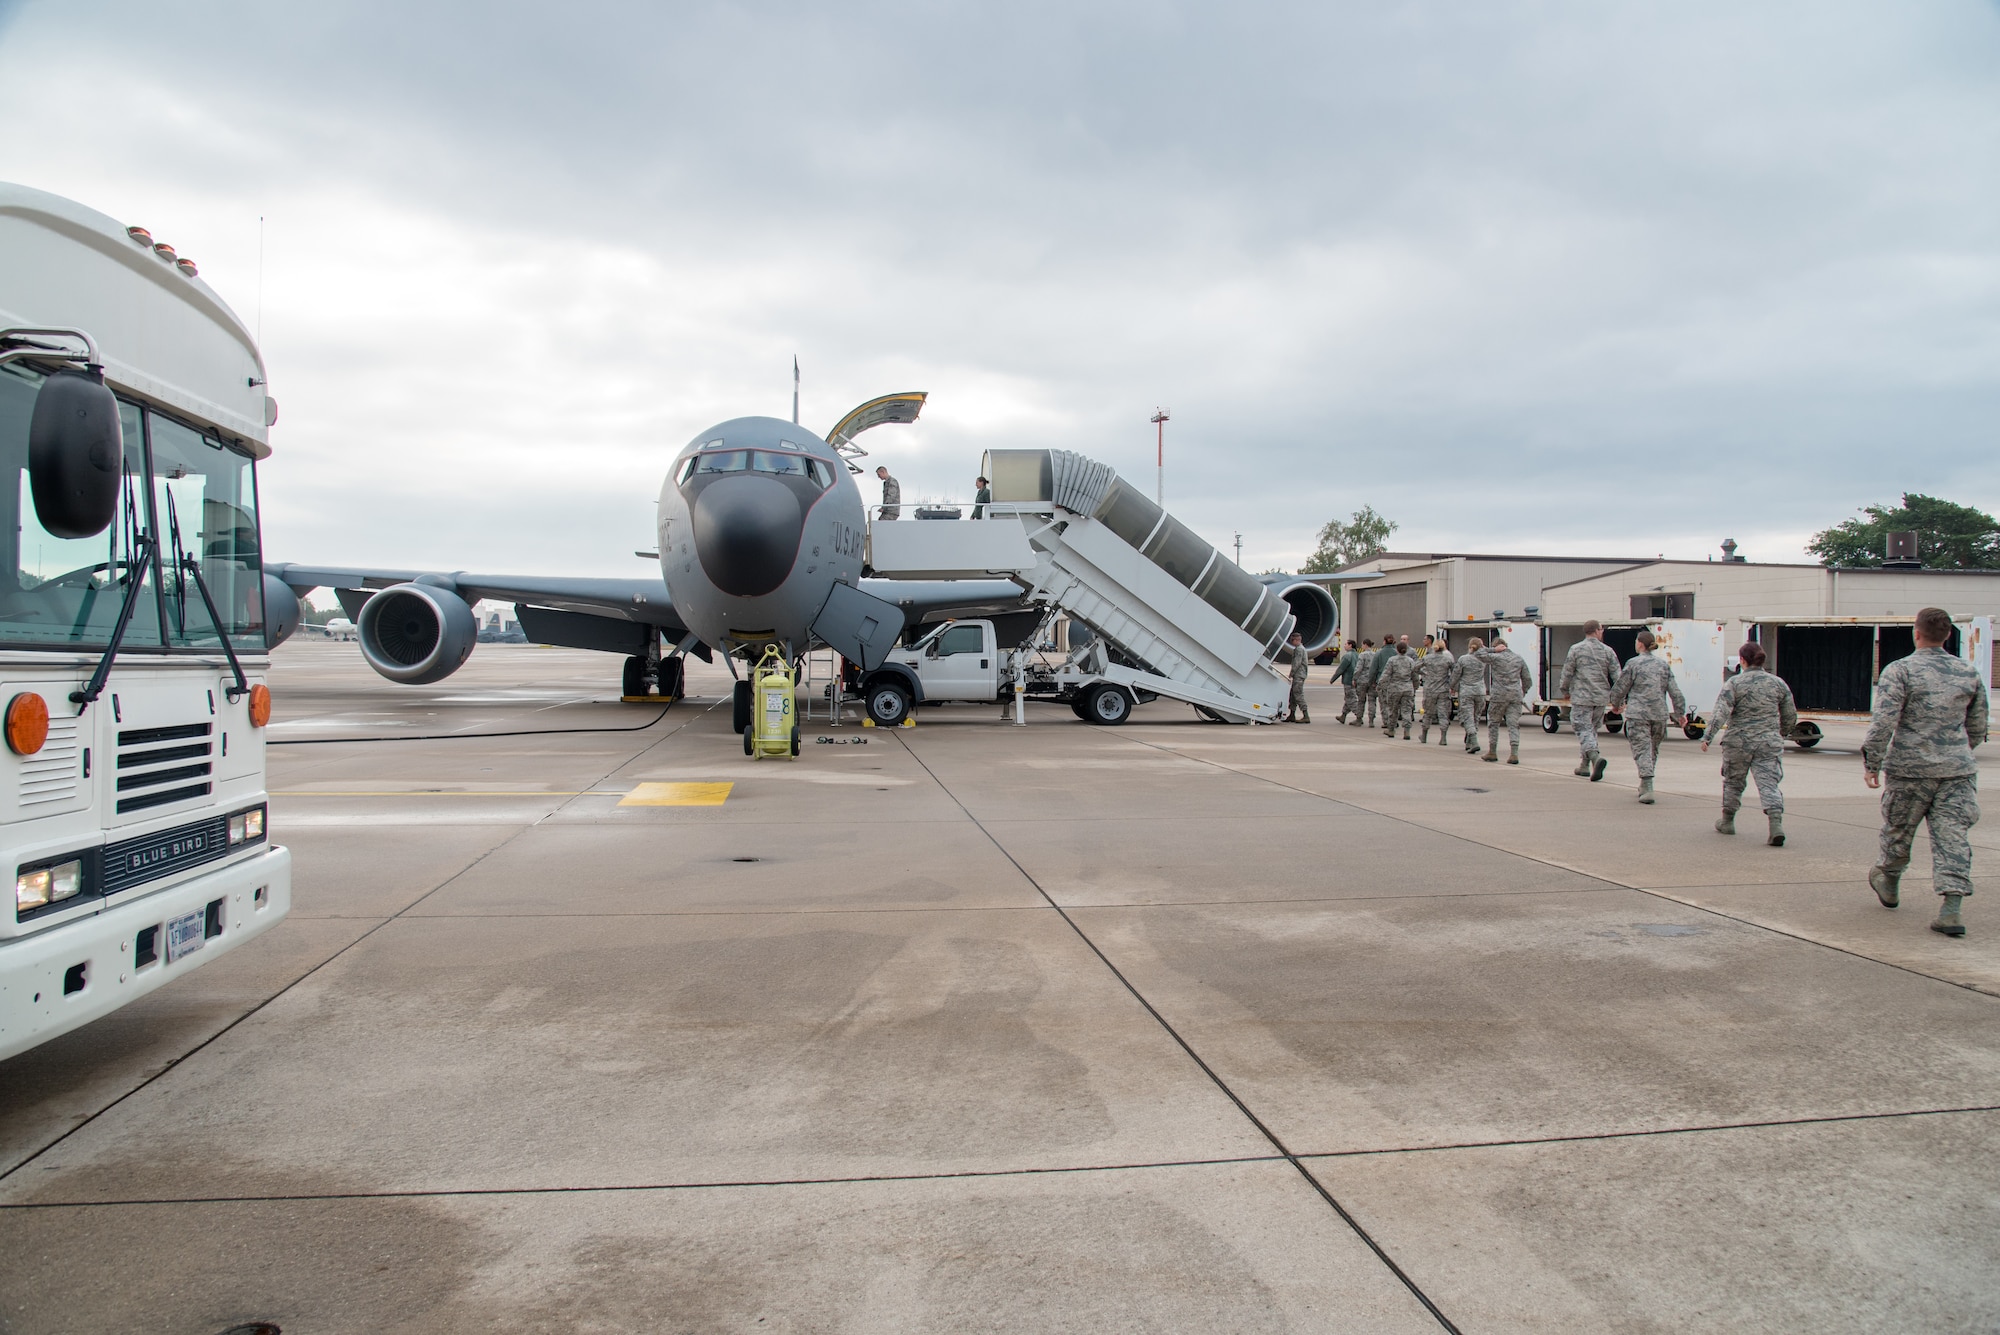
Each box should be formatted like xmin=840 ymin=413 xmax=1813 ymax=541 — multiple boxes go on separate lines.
xmin=1334 ymin=552 xmax=1645 ymax=648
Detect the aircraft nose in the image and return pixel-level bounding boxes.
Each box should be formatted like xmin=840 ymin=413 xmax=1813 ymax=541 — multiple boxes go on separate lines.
xmin=690 ymin=474 xmax=806 ymax=598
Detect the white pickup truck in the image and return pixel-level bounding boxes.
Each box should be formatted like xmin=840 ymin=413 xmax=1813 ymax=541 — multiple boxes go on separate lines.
xmin=846 ymin=619 xmax=1157 ymax=726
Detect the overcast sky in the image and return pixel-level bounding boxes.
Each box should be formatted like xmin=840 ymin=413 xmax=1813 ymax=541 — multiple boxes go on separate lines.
xmin=3 ymin=1 xmax=1997 ymax=577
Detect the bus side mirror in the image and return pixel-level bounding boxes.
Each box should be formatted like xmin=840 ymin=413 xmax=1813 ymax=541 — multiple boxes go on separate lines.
xmin=29 ymin=369 xmax=123 ymax=540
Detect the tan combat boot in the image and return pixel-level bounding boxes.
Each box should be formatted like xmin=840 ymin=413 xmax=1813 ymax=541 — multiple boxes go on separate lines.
xmin=1637 ymin=778 xmax=1654 ymax=804
xmin=1506 ymin=745 xmax=1519 ymax=765
xmin=1932 ymin=893 xmax=1966 ymax=938
xmin=1419 ymin=726 xmax=1429 ymax=744
xmin=1767 ymin=812 xmax=1785 ymax=847
xmin=1869 ymin=867 xmax=1899 ymax=908
xmin=1483 ymin=744 xmax=1499 ymax=763
xmin=1715 ymin=810 xmax=1736 ymax=835
xmin=1573 ymin=758 xmax=1592 ymax=777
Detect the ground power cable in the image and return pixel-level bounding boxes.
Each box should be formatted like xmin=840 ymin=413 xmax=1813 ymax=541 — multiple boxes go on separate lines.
xmin=0 ymin=698 xmax=719 ymax=1187
xmin=267 ymin=702 xmax=676 ymax=746
xmin=889 ymin=730 xmax=1465 ymax=1335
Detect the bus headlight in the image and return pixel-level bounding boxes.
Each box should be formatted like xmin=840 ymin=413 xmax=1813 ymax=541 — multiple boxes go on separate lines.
xmin=228 ymin=806 xmax=266 ymax=845
xmin=17 ymin=859 xmax=82 ymax=912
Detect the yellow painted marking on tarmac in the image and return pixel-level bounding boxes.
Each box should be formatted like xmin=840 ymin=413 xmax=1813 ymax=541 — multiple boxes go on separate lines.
xmin=618 ymin=781 xmax=734 ymax=807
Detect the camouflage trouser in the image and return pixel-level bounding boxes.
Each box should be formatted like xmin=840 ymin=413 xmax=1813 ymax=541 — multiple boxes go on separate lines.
xmin=1878 ymin=774 xmax=1980 ymax=897
xmin=1360 ymin=684 xmax=1379 ymax=725
xmin=1380 ymin=689 xmax=1414 ymax=733
xmin=1487 ymin=699 xmax=1525 ymax=752
xmin=1421 ymin=690 xmax=1451 ymax=730
xmin=1572 ymin=703 xmax=1608 ymax=757
xmin=1458 ymin=695 xmax=1487 ymax=744
xmin=1288 ymin=679 xmax=1310 ymax=722
xmin=1625 ymin=718 xmax=1668 ymax=779
xmin=1720 ymin=748 xmax=1783 ymax=814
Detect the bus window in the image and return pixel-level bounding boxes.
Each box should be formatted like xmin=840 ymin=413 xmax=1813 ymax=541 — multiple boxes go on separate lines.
xmin=0 ymin=364 xmax=163 ymax=648
xmin=151 ymin=413 xmax=264 ymax=647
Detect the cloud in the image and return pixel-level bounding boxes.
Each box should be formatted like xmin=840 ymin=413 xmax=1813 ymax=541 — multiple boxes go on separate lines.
xmin=2 ymin=0 xmax=1997 ymax=576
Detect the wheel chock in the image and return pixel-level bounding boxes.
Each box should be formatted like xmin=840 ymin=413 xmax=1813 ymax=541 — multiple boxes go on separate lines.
xmin=900 ymin=717 xmax=916 ymax=728
xmin=862 ymin=717 xmax=876 ymax=728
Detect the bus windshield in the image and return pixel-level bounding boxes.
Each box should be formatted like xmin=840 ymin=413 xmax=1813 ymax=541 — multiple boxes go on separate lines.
xmin=0 ymin=362 xmax=264 ymax=651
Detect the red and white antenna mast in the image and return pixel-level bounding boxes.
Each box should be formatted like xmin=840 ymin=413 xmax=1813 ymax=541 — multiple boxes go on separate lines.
xmin=1151 ymin=408 xmax=1169 ymax=506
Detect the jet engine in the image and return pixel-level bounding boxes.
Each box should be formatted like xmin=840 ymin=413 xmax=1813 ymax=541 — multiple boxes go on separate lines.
xmin=262 ymin=574 xmax=303 ymax=649
xmin=1260 ymin=577 xmax=1339 ymax=654
xmin=357 ymin=582 xmax=478 ymax=684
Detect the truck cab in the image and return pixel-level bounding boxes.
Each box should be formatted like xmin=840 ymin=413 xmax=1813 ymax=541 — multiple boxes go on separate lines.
xmin=854 ymin=619 xmax=1001 ymax=723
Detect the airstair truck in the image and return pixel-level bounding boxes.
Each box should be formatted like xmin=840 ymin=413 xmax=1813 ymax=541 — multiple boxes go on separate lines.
xmin=863 ymin=448 xmax=1315 ymax=724
xmin=0 ymin=185 xmax=292 ymax=1059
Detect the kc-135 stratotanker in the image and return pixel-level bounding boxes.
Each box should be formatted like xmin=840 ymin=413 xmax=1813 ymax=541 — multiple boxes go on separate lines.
xmin=272 ymin=391 xmax=1358 ymax=736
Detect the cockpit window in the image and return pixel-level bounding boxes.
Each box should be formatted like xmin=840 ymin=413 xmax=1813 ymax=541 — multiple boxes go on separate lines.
xmin=682 ymin=446 xmax=833 ymax=489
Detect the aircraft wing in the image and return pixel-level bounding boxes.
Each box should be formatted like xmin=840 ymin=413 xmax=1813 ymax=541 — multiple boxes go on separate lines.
xmin=269 ymin=563 xmax=689 ymax=632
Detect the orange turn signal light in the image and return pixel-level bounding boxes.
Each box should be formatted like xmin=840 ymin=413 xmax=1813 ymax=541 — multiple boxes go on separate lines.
xmin=5 ymin=693 xmax=49 ymax=756
xmin=248 ymin=682 xmax=272 ymax=728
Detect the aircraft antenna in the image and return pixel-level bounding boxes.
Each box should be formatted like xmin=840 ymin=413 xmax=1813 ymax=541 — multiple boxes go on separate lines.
xmin=792 ymin=356 xmax=800 ymax=426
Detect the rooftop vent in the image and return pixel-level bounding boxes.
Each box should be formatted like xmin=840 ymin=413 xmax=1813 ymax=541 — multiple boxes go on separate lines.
xmin=1884 ymin=531 xmax=1921 ymax=569
xmin=1720 ymin=539 xmax=1746 ymax=563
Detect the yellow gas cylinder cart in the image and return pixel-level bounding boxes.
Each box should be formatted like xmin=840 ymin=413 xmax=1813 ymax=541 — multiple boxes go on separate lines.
xmin=745 ymin=647 xmax=800 ymax=759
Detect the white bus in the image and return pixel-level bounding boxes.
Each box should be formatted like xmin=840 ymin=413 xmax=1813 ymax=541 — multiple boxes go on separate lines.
xmin=0 ymin=184 xmax=293 ymax=1059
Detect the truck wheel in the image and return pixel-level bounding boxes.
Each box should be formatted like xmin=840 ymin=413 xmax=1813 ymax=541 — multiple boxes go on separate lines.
xmin=623 ymin=656 xmax=651 ymax=697
xmin=866 ymin=682 xmax=912 ymax=726
xmin=1540 ymin=710 xmax=1561 ymax=734
xmin=1084 ymin=684 xmax=1132 ymax=725
xmin=733 ymin=680 xmax=752 ymax=733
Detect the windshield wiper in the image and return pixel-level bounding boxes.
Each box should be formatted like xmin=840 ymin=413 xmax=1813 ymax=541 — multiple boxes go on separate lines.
xmin=72 ymin=537 xmax=156 ymax=707
xmin=163 ymin=488 xmax=247 ymax=702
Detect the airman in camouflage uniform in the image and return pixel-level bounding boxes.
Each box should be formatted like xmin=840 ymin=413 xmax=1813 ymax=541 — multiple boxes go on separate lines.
xmin=1862 ymin=609 xmax=1989 ymax=937
xmin=1378 ymin=643 xmax=1419 ymax=739
xmin=1368 ymin=639 xmax=1399 ymax=726
xmin=1559 ymin=622 xmax=1621 ymax=782
xmin=1284 ymin=632 xmax=1312 ymax=723
xmin=1333 ymin=641 xmax=1359 ymax=723
xmin=1702 ymin=642 xmax=1797 ymax=846
xmin=1483 ymin=640 xmax=1535 ymax=764
xmin=1350 ymin=639 xmax=1379 ymax=727
xmin=1419 ymin=642 xmax=1456 ymax=745
xmin=1450 ymin=639 xmax=1488 ymax=753
xmin=1608 ymin=629 xmax=1686 ymax=804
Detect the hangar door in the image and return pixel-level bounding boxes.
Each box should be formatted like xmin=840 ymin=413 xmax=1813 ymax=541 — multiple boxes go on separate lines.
xmin=1355 ymin=583 xmax=1427 ymax=648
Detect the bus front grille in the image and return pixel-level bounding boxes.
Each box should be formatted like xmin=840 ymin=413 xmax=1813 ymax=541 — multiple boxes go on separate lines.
xmin=116 ymin=722 xmax=214 ymax=816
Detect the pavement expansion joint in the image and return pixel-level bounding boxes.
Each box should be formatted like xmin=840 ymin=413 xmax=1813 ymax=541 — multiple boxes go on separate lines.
xmin=0 ymin=1154 xmax=1299 ymax=1212
xmin=891 ymin=730 xmax=1465 ymax=1335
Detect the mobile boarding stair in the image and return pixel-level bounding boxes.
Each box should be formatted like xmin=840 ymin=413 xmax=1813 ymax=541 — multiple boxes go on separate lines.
xmin=865 ymin=449 xmax=1295 ymax=723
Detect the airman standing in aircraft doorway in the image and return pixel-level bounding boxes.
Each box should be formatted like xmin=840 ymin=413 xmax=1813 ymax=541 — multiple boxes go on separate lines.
xmin=875 ymin=466 xmax=901 ymax=520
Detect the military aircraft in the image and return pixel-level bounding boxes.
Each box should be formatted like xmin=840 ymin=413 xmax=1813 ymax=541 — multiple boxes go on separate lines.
xmin=269 ymin=392 xmax=1024 ymax=703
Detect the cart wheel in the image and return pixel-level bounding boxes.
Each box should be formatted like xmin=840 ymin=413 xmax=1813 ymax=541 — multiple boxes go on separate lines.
xmin=742 ymin=725 xmax=754 ymax=756
xmin=1540 ymin=710 xmax=1561 ymax=734
xmin=1683 ymin=718 xmax=1707 ymax=741
xmin=1791 ymin=720 xmax=1823 ymax=749
xmin=791 ymin=725 xmax=801 ymax=757
xmin=1606 ymin=716 xmax=1624 ymax=735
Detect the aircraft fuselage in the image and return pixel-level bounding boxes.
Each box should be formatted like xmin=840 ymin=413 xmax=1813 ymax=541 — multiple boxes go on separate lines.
xmin=657 ymin=415 xmax=865 ymax=656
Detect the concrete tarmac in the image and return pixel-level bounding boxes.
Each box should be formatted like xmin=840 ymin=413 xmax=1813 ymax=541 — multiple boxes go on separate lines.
xmin=4 ymin=652 xmax=1998 ymax=1332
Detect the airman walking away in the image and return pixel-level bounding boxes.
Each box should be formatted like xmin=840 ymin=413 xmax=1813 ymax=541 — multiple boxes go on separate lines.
xmin=1333 ymin=641 xmax=1359 ymax=724
xmin=1702 ymin=641 xmax=1797 ymax=845
xmin=1419 ymin=640 xmax=1456 ymax=745
xmin=1378 ymin=642 xmax=1418 ymax=739
xmin=1608 ymin=629 xmax=1686 ymax=804
xmin=1352 ymin=639 xmax=1381 ymax=727
xmin=1368 ymin=638 xmax=1399 ymax=726
xmin=1862 ymin=607 xmax=1989 ymax=937
xmin=1560 ymin=620 xmax=1620 ymax=782
xmin=1451 ymin=638 xmax=1489 ymax=754
xmin=1483 ymin=640 xmax=1535 ymax=764
xmin=1284 ymin=631 xmax=1312 ymax=723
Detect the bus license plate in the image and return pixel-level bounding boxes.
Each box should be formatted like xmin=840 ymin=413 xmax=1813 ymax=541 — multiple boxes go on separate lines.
xmin=165 ymin=909 xmax=205 ymax=963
